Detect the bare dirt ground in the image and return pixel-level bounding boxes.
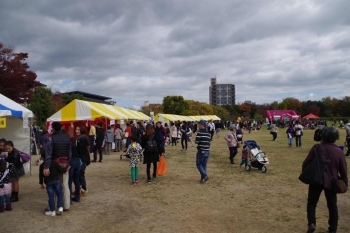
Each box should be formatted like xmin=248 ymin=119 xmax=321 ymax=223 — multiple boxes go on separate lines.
xmin=2 ymin=128 xmax=350 ymax=233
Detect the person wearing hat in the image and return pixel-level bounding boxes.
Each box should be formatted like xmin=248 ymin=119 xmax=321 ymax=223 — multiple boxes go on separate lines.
xmin=224 ymin=125 xmax=239 ymax=164
xmin=195 ymin=120 xmax=211 ymax=183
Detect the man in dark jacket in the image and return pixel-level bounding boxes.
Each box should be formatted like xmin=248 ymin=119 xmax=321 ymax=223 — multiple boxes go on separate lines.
xmin=44 ymin=122 xmax=71 ymax=211
xmin=92 ymin=123 xmax=105 ymax=163
xmin=302 ymin=127 xmax=348 ymax=233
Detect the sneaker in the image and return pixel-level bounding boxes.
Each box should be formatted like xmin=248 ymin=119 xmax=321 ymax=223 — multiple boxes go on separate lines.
xmin=71 ymin=197 xmax=80 ymax=202
xmin=200 ymin=176 xmax=209 ymax=183
xmin=152 ymin=175 xmax=157 ymax=180
xmin=45 ymin=211 xmax=56 ymax=216
xmin=307 ymin=223 xmax=315 ymax=233
xmin=147 ymin=180 xmax=152 ymax=184
xmin=135 ymin=179 xmax=139 ymax=183
xmin=57 ymin=207 xmax=63 ymax=215
xmin=98 ymin=160 xmax=103 ymax=163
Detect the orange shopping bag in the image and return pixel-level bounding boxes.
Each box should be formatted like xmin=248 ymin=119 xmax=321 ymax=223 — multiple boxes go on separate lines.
xmin=157 ymin=154 xmax=167 ymax=176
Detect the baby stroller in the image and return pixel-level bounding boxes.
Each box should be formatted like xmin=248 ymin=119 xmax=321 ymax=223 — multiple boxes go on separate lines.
xmin=236 ymin=128 xmax=243 ymax=144
xmin=244 ymin=140 xmax=269 ymax=173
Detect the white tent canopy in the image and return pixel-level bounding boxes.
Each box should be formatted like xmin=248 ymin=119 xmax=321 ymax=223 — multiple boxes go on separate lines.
xmin=0 ymin=94 xmax=33 ymax=174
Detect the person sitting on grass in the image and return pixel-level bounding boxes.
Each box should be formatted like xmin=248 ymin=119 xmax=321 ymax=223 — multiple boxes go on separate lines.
xmin=240 ymin=145 xmax=249 ymax=168
xmin=126 ymin=136 xmax=143 ymax=185
xmin=39 ymin=153 xmax=70 ymax=216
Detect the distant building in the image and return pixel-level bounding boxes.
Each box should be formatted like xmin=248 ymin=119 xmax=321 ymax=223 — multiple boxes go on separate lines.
xmin=244 ymin=100 xmax=256 ymax=105
xmin=63 ymin=91 xmax=114 ymax=105
xmin=209 ymin=78 xmax=235 ymax=106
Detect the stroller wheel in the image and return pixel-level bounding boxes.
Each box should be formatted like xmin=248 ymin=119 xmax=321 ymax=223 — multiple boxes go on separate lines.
xmin=261 ymin=166 xmax=267 ymax=173
xmin=245 ymin=165 xmax=251 ymax=171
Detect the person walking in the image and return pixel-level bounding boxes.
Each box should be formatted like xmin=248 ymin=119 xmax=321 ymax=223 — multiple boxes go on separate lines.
xmin=68 ymin=137 xmax=81 ymax=202
xmin=195 ymin=120 xmax=211 ymax=183
xmin=302 ymin=127 xmax=348 ymax=233
xmin=270 ymin=121 xmax=278 ymax=141
xmin=207 ymin=120 xmax=215 ymax=141
xmin=170 ymin=122 xmax=178 ymax=146
xmin=286 ymin=125 xmax=295 ymax=147
xmin=224 ymin=125 xmax=239 ymax=164
xmin=0 ymin=159 xmax=12 ymax=212
xmin=180 ymin=121 xmax=189 ymax=151
xmin=75 ymin=125 xmax=90 ymax=196
xmin=125 ymin=136 xmax=143 ymax=184
xmin=44 ymin=122 xmax=71 ymax=211
xmin=114 ymin=124 xmax=123 ymax=152
xmin=141 ymin=124 xmax=162 ymax=183
xmin=92 ymin=123 xmax=104 ymax=162
xmin=88 ymin=122 xmax=96 ymax=156
xmin=344 ymin=123 xmax=350 ymax=156
xmin=104 ymin=126 xmax=114 ymax=155
xmin=294 ymin=121 xmax=303 ymax=147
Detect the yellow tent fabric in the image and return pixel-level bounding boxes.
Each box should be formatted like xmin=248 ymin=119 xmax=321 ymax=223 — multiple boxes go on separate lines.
xmin=155 ymin=114 xmax=220 ymax=122
xmin=47 ymin=99 xmax=148 ymax=122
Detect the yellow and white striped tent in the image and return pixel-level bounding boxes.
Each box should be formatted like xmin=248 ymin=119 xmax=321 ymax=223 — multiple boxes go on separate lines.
xmin=47 ymin=99 xmax=149 ymax=122
xmin=155 ymin=113 xmax=220 ymax=123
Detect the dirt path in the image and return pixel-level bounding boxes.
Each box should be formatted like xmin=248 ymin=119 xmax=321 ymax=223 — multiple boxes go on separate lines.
xmin=2 ymin=129 xmax=350 ymax=233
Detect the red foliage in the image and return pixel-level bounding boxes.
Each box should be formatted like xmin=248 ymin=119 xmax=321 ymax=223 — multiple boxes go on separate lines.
xmin=0 ymin=43 xmax=40 ymax=104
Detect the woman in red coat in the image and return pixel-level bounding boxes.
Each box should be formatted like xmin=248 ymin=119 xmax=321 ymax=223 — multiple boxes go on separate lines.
xmin=302 ymin=127 xmax=348 ymax=233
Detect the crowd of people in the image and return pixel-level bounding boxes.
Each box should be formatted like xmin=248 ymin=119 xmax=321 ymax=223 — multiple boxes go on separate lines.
xmin=2 ymin=117 xmax=349 ymax=233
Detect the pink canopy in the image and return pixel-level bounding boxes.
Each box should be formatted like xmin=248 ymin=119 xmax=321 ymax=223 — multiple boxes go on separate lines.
xmin=266 ymin=110 xmax=300 ymax=121
xmin=303 ymin=113 xmax=319 ymax=119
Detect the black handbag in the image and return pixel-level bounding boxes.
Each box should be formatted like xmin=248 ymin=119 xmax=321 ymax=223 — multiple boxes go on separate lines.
xmin=299 ymin=146 xmax=325 ymax=185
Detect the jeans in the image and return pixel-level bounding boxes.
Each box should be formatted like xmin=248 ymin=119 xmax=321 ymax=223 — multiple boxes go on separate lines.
xmin=94 ymin=140 xmax=103 ymax=161
xmin=80 ymin=162 xmax=87 ymax=191
xmin=287 ymin=137 xmax=293 ymax=146
xmin=240 ymin=159 xmax=248 ymax=167
xmin=115 ymin=139 xmax=122 ymax=151
xmin=69 ymin=157 xmax=82 ymax=199
xmin=0 ymin=194 xmax=11 ymax=206
xmin=105 ymin=142 xmax=112 ymax=155
xmin=181 ymin=137 xmax=188 ymax=149
xmin=59 ymin=172 xmax=70 ymax=210
xmin=307 ymin=185 xmax=338 ymax=232
xmin=89 ymin=136 xmax=95 ymax=154
xmin=229 ymin=147 xmax=238 ymax=162
xmin=295 ymin=135 xmax=302 ymax=147
xmin=146 ymin=162 xmax=157 ymax=180
xmin=125 ymin=137 xmax=131 ymax=149
xmin=196 ymin=150 xmax=210 ymax=180
xmin=171 ymin=137 xmax=177 ymax=146
xmin=46 ymin=180 xmax=63 ymax=211
xmin=271 ymin=132 xmax=277 ymax=140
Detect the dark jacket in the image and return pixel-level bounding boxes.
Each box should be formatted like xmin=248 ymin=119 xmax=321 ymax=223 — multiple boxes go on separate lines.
xmin=95 ymin=128 xmax=105 ymax=142
xmin=5 ymin=148 xmax=23 ymax=168
xmin=76 ymin=135 xmax=90 ymax=164
xmin=39 ymin=161 xmax=66 ymax=184
xmin=302 ymin=142 xmax=348 ymax=190
xmin=141 ymin=134 xmax=162 ymax=164
xmin=44 ymin=131 xmax=71 ymax=169
xmin=155 ymin=126 xmax=165 ymax=142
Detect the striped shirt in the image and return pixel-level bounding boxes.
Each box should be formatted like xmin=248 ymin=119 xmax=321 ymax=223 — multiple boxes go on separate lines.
xmin=195 ymin=129 xmax=211 ymax=151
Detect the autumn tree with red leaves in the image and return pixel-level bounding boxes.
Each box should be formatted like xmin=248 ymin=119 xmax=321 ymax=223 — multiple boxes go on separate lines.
xmin=0 ymin=43 xmax=40 ymax=104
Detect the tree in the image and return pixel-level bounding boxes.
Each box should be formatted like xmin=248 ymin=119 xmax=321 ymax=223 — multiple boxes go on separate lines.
xmin=62 ymin=93 xmax=85 ymax=105
xmin=29 ymin=87 xmax=55 ymax=128
xmin=307 ymin=105 xmax=320 ymax=116
xmin=239 ymin=104 xmax=251 ymax=118
xmin=162 ymin=96 xmax=189 ymax=115
xmin=0 ymin=43 xmax=40 ymax=104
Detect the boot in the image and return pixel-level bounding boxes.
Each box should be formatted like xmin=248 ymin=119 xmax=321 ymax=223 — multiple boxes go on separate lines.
xmin=10 ymin=192 xmax=19 ymax=202
xmin=5 ymin=204 xmax=12 ymax=211
xmin=0 ymin=205 xmax=4 ymax=213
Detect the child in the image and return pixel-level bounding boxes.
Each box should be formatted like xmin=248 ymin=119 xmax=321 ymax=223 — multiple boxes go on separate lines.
xmin=39 ymin=154 xmax=68 ymax=216
xmin=0 ymin=159 xmax=12 ymax=213
xmin=240 ymin=145 xmax=250 ymax=168
xmin=126 ymin=136 xmax=143 ymax=184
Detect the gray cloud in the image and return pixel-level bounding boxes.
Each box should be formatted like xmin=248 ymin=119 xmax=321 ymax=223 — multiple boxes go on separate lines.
xmin=1 ymin=0 xmax=350 ymax=108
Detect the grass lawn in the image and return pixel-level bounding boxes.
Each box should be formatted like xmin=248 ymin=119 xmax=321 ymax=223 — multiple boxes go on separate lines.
xmin=2 ymin=127 xmax=350 ymax=233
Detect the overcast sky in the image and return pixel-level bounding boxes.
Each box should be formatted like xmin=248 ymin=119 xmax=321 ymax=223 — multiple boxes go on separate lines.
xmin=1 ymin=0 xmax=350 ymax=108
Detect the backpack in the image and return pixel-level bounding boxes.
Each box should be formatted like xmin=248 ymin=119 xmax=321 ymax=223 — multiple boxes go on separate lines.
xmin=146 ymin=136 xmax=158 ymax=153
